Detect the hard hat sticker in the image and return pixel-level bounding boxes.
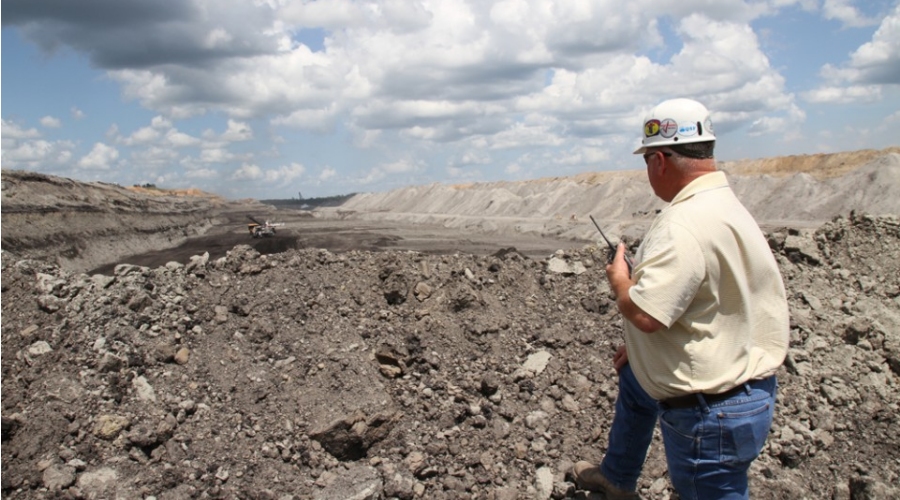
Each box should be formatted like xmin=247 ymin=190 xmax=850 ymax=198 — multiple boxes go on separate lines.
xmin=644 ymin=120 xmax=661 ymax=137
xmin=678 ymin=123 xmax=698 ymax=136
xmin=659 ymin=119 xmax=677 ymax=138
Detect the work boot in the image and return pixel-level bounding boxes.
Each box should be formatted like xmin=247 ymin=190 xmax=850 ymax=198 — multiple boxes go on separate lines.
xmin=572 ymin=461 xmax=639 ymax=499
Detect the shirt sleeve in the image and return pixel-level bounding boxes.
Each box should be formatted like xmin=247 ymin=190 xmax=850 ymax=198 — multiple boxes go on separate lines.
xmin=628 ymin=222 xmax=706 ymax=328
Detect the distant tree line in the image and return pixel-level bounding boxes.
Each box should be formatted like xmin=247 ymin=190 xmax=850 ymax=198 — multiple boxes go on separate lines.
xmin=259 ymin=193 xmax=357 ymax=209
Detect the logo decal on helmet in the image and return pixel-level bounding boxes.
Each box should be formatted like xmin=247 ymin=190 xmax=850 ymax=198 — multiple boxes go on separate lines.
xmin=660 ymin=119 xmax=677 ymax=138
xmin=678 ymin=122 xmax=698 ymax=137
xmin=644 ymin=120 xmax=660 ymax=137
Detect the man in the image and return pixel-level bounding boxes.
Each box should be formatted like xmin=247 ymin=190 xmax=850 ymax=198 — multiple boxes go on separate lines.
xmin=573 ymin=98 xmax=790 ymax=499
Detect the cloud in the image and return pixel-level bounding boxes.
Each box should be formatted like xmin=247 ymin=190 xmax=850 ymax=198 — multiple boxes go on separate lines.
xmin=165 ymin=130 xmax=201 ymax=148
xmin=8 ymin=0 xmax=896 ymax=198
xmin=802 ymin=85 xmax=883 ymax=104
xmin=822 ymin=0 xmax=882 ymax=28
xmin=504 ymin=163 xmax=522 ymax=175
xmin=381 ymin=159 xmax=420 ymax=174
xmin=220 ymin=120 xmax=254 ymax=142
xmin=130 ymin=146 xmax=179 ymax=168
xmin=40 ymin=116 xmax=62 ymax=128
xmin=833 ymin=4 xmax=900 ymax=84
xmin=3 ymin=0 xmax=803 ymax=158
xmin=805 ymin=4 xmax=900 ymax=102
xmin=1 ymin=119 xmax=41 ymax=139
xmin=1 ymin=119 xmax=75 ymax=169
xmin=71 ymin=107 xmax=85 ymax=119
xmin=232 ymin=163 xmax=263 ymax=181
xmin=122 ymin=126 xmax=161 ymax=146
xmin=264 ymin=162 xmax=306 ymax=183
xmin=1 ymin=139 xmax=74 ymax=167
xmin=319 ymin=167 xmax=337 ymax=181
xmin=77 ymin=142 xmax=119 ymax=170
xmin=2 ymin=0 xmax=279 ymax=68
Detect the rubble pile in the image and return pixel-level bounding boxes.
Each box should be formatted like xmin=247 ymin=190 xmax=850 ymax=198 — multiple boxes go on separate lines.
xmin=2 ymin=213 xmax=899 ymax=499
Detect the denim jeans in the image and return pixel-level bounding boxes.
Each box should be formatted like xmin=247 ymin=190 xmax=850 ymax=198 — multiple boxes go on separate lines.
xmin=600 ymin=364 xmax=777 ymax=499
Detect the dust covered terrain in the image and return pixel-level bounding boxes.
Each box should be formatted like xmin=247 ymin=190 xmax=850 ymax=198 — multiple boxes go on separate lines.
xmin=2 ymin=150 xmax=900 ymax=499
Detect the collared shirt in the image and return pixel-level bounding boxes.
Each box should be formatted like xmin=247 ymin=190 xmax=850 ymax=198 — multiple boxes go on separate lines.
xmin=625 ymin=171 xmax=790 ymax=400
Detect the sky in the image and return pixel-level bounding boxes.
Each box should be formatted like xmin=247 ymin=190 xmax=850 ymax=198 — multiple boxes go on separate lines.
xmin=2 ymin=0 xmax=899 ymax=200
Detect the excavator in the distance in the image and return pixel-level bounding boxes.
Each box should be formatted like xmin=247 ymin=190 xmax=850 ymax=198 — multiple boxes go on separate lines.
xmin=247 ymin=216 xmax=284 ymax=238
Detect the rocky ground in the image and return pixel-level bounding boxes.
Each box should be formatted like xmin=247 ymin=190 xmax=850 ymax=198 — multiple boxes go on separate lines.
xmin=2 ymin=157 xmax=900 ymax=499
xmin=3 ymin=209 xmax=900 ymax=499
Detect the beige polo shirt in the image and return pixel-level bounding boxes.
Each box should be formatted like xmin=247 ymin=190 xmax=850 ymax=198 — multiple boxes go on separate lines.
xmin=625 ymin=171 xmax=789 ymax=401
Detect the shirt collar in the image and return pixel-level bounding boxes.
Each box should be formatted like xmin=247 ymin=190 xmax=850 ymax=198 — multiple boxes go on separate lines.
xmin=669 ymin=171 xmax=728 ymax=206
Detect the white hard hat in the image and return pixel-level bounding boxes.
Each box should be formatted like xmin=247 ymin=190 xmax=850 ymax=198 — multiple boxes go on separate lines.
xmin=633 ymin=98 xmax=715 ymax=154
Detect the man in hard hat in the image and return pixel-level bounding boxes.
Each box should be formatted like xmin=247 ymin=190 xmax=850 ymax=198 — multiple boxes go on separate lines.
xmin=572 ymin=98 xmax=790 ymax=499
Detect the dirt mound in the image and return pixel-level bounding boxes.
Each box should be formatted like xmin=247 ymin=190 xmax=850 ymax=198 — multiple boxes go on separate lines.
xmin=1 ymin=170 xmax=271 ymax=274
xmin=3 ymin=213 xmax=899 ymax=499
xmin=1 ymin=170 xmax=215 ymax=274
xmin=720 ymin=147 xmax=900 ymax=179
xmin=333 ymin=148 xmax=900 ymax=242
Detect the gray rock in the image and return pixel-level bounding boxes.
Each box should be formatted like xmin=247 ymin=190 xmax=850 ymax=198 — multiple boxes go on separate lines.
xmin=534 ymin=466 xmax=554 ymax=500
xmin=784 ymin=234 xmax=822 ymax=264
xmin=27 ymin=340 xmax=52 ymax=356
xmin=76 ymin=467 xmax=119 ymax=500
xmin=547 ymin=257 xmax=587 ymax=275
xmin=42 ymin=464 xmax=76 ymax=490
xmin=313 ymin=464 xmax=382 ymax=500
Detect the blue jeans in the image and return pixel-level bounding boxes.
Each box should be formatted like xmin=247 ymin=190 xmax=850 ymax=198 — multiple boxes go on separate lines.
xmin=600 ymin=364 xmax=777 ymax=499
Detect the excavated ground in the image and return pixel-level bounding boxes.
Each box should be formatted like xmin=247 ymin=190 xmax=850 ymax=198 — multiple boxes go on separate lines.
xmin=2 ymin=164 xmax=900 ymax=499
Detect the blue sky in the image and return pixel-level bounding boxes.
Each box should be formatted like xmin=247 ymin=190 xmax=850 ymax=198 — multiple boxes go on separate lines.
xmin=2 ymin=0 xmax=899 ymax=200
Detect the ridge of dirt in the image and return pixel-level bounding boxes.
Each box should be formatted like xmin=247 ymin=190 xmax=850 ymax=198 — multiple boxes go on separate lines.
xmin=1 ymin=170 xmax=275 ymax=274
xmin=2 ymin=213 xmax=899 ymax=499
xmin=720 ymin=146 xmax=900 ymax=179
xmin=330 ymin=148 xmax=900 ymax=245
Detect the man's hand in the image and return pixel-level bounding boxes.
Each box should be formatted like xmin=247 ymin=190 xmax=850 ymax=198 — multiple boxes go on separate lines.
xmin=605 ymin=243 xmax=665 ymax=333
xmin=613 ymin=344 xmax=628 ymax=374
xmin=605 ymin=243 xmax=632 ymax=298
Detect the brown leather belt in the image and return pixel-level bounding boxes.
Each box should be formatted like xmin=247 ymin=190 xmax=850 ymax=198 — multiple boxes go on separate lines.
xmin=661 ymin=383 xmax=750 ymax=410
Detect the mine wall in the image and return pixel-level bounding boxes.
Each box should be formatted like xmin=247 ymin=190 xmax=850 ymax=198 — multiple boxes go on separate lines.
xmin=1 ymin=170 xmax=219 ymax=273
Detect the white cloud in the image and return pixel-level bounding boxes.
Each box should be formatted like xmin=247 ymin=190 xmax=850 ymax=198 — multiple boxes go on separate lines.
xmin=124 ymin=126 xmax=161 ymax=146
xmin=1 ymin=139 xmax=74 ymax=167
xmin=151 ymin=116 xmax=173 ymax=129
xmin=319 ymin=167 xmax=337 ymax=181
xmin=806 ymin=5 xmax=900 ymax=102
xmin=381 ymin=159 xmax=419 ymax=174
xmin=221 ymin=120 xmax=254 ymax=142
xmin=264 ymin=162 xmax=306 ymax=183
xmin=504 ymin=163 xmax=522 ymax=175
xmin=458 ymin=150 xmax=491 ymax=166
xmin=272 ymin=104 xmax=339 ymax=133
xmin=4 ymin=0 xmax=897 ymax=197
xmin=232 ymin=163 xmax=264 ymax=180
xmin=40 ymin=116 xmax=62 ymax=128
xmin=838 ymin=4 xmax=900 ymax=84
xmin=77 ymin=143 xmax=120 ymax=170
xmin=185 ymin=168 xmax=219 ymax=179
xmin=822 ymin=0 xmax=881 ymax=28
xmin=130 ymin=146 xmax=179 ymax=167
xmin=803 ymin=85 xmax=883 ymax=104
xmin=358 ymin=167 xmax=386 ymax=185
xmin=199 ymin=148 xmax=238 ymax=164
xmin=2 ymin=119 xmax=41 ymax=139
xmin=1 ymin=119 xmax=76 ymax=169
xmin=165 ymin=130 xmax=201 ymax=148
